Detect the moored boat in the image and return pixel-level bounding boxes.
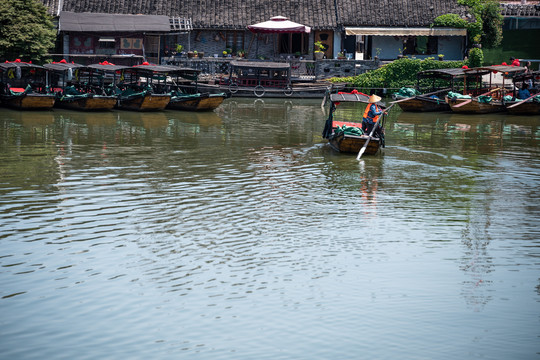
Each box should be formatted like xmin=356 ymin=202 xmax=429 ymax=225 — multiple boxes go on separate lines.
xmin=446 ymin=65 xmax=526 ymax=114
xmin=88 ymin=62 xmax=171 ymax=111
xmin=168 ymin=92 xmax=228 ymax=111
xmin=196 ymin=60 xmax=336 ymax=98
xmin=392 ymin=68 xmax=468 ymax=112
xmin=322 ymin=91 xmax=387 ymax=156
xmin=163 ymin=66 xmax=228 ymax=111
xmin=504 ymin=70 xmax=540 ymax=115
xmin=0 ymin=60 xmax=55 ymax=110
xmin=44 ymin=60 xmax=117 ymax=111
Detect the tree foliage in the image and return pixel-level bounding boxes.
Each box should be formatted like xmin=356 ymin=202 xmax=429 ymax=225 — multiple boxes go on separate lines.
xmin=0 ymin=0 xmax=56 ymax=63
xmin=331 ymin=57 xmax=467 ymax=90
xmin=468 ymin=47 xmax=484 ymax=67
xmin=456 ymin=0 xmax=503 ymax=48
xmin=480 ymin=1 xmax=503 ymax=49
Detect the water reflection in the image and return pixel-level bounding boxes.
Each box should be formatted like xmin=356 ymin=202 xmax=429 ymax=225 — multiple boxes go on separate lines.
xmin=0 ymin=103 xmax=539 ymax=359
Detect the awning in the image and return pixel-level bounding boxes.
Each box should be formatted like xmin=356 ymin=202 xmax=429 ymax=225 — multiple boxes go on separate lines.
xmin=59 ymin=11 xmax=171 ymax=32
xmin=345 ymin=27 xmax=467 ymax=36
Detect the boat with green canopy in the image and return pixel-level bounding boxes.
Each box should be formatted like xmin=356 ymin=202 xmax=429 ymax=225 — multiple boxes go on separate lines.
xmin=446 ymin=65 xmax=526 ymax=114
xmin=322 ymin=91 xmax=387 ymax=156
xmin=0 ymin=60 xmax=55 ymax=110
xmin=164 ymin=65 xmax=228 ymax=111
xmin=392 ymin=68 xmax=469 ymax=112
xmin=44 ymin=60 xmax=117 ymax=111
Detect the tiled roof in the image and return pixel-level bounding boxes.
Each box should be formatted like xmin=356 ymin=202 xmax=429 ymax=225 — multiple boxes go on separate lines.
xmin=501 ymin=3 xmax=540 ymax=17
xmin=40 ymin=0 xmax=479 ymax=29
xmin=337 ymin=0 xmax=472 ymax=27
xmin=52 ymin=0 xmax=338 ymax=29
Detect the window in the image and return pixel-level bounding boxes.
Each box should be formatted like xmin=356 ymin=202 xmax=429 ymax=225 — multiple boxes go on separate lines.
xmin=403 ymin=36 xmax=438 ymax=55
xmin=278 ymin=33 xmax=309 ymax=54
xmin=226 ymin=32 xmax=245 ymax=52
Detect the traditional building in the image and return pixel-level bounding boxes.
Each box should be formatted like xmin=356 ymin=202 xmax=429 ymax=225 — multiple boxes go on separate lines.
xmin=41 ymin=0 xmax=472 ymax=63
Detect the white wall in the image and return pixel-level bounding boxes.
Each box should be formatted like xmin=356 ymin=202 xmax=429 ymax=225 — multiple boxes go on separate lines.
xmin=372 ymin=37 xmax=403 ymax=60
xmin=333 ymin=32 xmax=342 ymax=58
xmin=437 ymin=36 xmax=465 ymax=60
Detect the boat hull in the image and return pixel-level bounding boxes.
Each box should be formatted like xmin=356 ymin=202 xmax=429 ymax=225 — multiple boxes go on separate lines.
xmin=117 ymin=93 xmax=171 ymax=111
xmin=196 ymin=83 xmax=333 ymax=99
xmin=167 ymin=93 xmax=226 ymax=111
xmin=505 ymin=101 xmax=540 ymax=115
xmin=1 ymin=93 xmax=55 ymax=110
xmin=328 ymin=132 xmax=381 ymax=155
xmin=446 ymin=96 xmax=505 ymax=114
xmin=396 ymin=96 xmax=450 ymax=112
xmin=55 ymin=95 xmax=117 ymax=111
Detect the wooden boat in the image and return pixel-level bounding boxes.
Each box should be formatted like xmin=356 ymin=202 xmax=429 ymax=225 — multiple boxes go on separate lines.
xmin=168 ymin=92 xmax=228 ymax=111
xmin=163 ymin=66 xmax=228 ymax=111
xmin=447 ymin=65 xmax=526 ymax=114
xmin=0 ymin=61 xmax=55 ymax=110
xmin=88 ymin=62 xmax=171 ymax=111
xmin=196 ymin=60 xmax=336 ymax=98
xmin=504 ymin=70 xmax=540 ymax=115
xmin=392 ymin=68 xmax=469 ymax=112
xmin=44 ymin=61 xmax=117 ymax=111
xmin=322 ymin=91 xmax=386 ymax=156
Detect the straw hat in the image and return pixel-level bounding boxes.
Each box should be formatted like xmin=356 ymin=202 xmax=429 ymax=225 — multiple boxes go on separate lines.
xmin=368 ymin=94 xmax=382 ymax=103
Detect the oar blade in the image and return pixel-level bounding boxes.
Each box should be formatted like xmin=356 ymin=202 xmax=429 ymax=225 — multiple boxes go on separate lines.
xmin=356 ymin=145 xmax=367 ymax=160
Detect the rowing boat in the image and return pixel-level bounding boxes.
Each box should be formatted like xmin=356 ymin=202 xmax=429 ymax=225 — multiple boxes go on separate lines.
xmin=322 ymin=91 xmax=386 ymax=156
xmin=0 ymin=60 xmax=55 ymax=110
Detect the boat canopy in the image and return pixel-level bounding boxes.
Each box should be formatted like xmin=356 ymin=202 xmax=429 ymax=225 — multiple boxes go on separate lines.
xmin=465 ymin=65 xmax=526 ymax=75
xmin=128 ymin=64 xmax=201 ymax=81
xmin=330 ymin=92 xmax=371 ymax=103
xmin=88 ymin=64 xmax=131 ymax=72
xmin=417 ymin=68 xmax=470 ymax=79
xmin=0 ymin=62 xmax=45 ymax=71
xmin=230 ymin=60 xmax=290 ymax=70
xmin=44 ymin=62 xmax=85 ymax=72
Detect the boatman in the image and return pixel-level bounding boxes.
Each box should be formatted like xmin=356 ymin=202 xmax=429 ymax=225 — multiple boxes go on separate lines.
xmin=362 ymin=94 xmax=385 ymax=137
xmin=518 ymin=83 xmax=531 ymax=100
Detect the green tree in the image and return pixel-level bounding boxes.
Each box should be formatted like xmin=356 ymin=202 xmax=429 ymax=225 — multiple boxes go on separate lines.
xmin=457 ymin=0 xmax=503 ymax=48
xmin=480 ymin=1 xmax=503 ymax=49
xmin=0 ymin=0 xmax=56 ymax=63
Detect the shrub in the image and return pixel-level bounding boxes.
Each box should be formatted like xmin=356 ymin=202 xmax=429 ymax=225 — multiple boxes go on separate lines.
xmin=331 ymin=57 xmax=467 ymax=90
xmin=468 ymin=47 xmax=484 ymax=67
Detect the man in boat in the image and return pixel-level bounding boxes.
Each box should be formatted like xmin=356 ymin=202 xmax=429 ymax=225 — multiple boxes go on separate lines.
xmin=362 ymin=94 xmax=385 ymax=138
xmin=518 ymin=83 xmax=531 ymax=100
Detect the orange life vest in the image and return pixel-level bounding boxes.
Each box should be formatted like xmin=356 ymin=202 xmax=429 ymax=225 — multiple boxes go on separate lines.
xmin=363 ymin=104 xmax=381 ymax=123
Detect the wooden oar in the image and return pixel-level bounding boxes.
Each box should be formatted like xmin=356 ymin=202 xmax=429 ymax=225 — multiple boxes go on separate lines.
xmin=506 ymin=93 xmax=537 ymax=108
xmin=391 ymin=88 xmax=451 ymax=104
xmin=357 ymin=104 xmax=394 ymax=160
xmin=452 ymin=88 xmax=500 ymax=108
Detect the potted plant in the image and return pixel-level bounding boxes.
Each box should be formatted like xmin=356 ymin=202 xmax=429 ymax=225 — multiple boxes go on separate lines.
xmin=337 ymin=51 xmax=346 ymax=60
xmin=187 ymin=50 xmax=196 ymax=58
xmin=197 ymin=50 xmax=204 ymax=58
xmin=438 ymin=54 xmax=445 ymax=61
xmin=314 ymin=41 xmax=326 ymax=60
xmin=237 ymin=49 xmax=246 ymax=58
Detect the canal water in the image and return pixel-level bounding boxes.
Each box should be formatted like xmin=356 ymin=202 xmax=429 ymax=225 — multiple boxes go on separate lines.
xmin=0 ymin=99 xmax=539 ymax=359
